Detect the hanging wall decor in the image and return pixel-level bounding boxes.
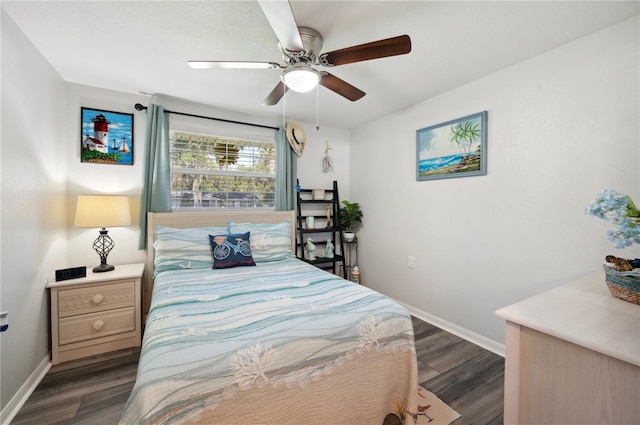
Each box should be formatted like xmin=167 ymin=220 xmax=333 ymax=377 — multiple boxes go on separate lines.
xmin=416 ymin=111 xmax=487 ymax=181
xmin=286 ymin=122 xmax=306 ymax=156
xmin=80 ymin=107 xmax=134 ymax=165
xmin=322 ymin=140 xmax=334 ymax=173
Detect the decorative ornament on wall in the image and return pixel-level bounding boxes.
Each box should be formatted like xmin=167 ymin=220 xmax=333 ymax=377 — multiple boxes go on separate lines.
xmin=322 ymin=140 xmax=334 ymax=173
xmin=286 ymin=122 xmax=306 ymax=156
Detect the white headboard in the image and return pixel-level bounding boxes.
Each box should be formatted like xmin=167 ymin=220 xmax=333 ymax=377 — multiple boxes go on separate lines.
xmin=144 ymin=210 xmax=296 ymax=321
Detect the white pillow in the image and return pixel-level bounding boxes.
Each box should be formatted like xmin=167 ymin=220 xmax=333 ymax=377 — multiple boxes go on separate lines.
xmin=153 ymin=225 xmax=228 ymax=276
xmin=228 ymin=221 xmax=292 ymax=262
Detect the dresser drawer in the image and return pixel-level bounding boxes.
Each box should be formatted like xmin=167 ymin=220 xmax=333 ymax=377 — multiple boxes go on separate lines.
xmin=58 ymin=307 xmax=135 ymax=345
xmin=58 ymin=281 xmax=134 ymax=318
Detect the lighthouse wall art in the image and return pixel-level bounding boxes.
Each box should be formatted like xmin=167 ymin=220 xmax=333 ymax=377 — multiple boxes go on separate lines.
xmin=81 ymin=107 xmax=134 ymax=165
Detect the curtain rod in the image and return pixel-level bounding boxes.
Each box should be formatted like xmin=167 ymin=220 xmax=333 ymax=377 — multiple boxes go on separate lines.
xmin=134 ymin=103 xmax=279 ymax=131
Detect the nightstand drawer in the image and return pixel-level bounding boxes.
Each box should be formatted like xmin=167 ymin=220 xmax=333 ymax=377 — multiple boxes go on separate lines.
xmin=58 ymin=307 xmax=135 ymax=345
xmin=58 ymin=281 xmax=134 ymax=318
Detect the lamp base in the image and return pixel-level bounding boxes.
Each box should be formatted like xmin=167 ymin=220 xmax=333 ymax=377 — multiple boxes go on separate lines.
xmin=92 ymin=228 xmax=116 ymax=273
xmin=93 ymin=263 xmax=115 ymax=273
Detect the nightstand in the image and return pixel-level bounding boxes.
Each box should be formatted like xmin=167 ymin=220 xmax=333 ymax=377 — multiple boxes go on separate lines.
xmin=47 ymin=263 xmax=144 ymax=364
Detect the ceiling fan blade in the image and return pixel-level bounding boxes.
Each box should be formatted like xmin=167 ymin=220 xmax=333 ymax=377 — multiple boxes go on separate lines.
xmin=319 ymin=35 xmax=411 ymax=67
xmin=262 ymin=81 xmax=289 ymax=106
xmin=258 ymin=0 xmax=304 ymax=52
xmin=319 ymin=73 xmax=366 ymax=102
xmin=188 ymin=61 xmax=282 ymax=70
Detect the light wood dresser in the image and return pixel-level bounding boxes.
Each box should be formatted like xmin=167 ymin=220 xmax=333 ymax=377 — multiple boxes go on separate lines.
xmin=47 ymin=263 xmax=144 ymax=364
xmin=496 ymin=272 xmax=640 ymax=424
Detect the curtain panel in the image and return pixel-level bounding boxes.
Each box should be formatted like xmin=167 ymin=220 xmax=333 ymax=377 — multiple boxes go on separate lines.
xmin=138 ymin=104 xmax=171 ymax=249
xmin=275 ymin=126 xmax=297 ymax=211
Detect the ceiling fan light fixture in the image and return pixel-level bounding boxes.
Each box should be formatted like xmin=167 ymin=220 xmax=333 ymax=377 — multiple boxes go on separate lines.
xmin=281 ymin=66 xmax=321 ymax=93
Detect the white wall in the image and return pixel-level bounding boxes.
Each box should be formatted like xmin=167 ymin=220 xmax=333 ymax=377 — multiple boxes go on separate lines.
xmin=350 ymin=17 xmax=640 ymax=348
xmin=1 ymin=12 xmax=68 ymax=415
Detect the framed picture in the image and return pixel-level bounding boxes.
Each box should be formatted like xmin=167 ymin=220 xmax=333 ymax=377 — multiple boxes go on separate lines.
xmin=81 ymin=107 xmax=134 ymax=165
xmin=416 ymin=111 xmax=487 ymax=181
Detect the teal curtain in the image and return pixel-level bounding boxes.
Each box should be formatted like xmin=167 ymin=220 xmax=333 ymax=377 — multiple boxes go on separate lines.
xmin=138 ymin=104 xmax=171 ymax=249
xmin=275 ymin=126 xmax=297 ymax=211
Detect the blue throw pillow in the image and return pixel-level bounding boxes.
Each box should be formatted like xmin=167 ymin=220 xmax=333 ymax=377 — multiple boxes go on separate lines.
xmin=208 ymin=232 xmax=256 ymax=269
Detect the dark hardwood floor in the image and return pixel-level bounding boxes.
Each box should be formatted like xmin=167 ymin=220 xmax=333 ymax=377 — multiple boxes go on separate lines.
xmin=11 ymin=317 xmax=504 ymax=425
xmin=412 ymin=316 xmax=505 ymax=425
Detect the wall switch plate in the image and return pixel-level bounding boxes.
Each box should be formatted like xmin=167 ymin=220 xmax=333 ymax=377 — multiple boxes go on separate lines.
xmin=408 ymin=256 xmax=415 ymax=269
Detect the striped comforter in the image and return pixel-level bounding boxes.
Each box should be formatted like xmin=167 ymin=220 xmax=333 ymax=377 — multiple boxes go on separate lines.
xmin=120 ymin=258 xmax=418 ymax=424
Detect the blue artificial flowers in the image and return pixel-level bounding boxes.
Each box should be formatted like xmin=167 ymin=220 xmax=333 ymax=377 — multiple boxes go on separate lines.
xmin=585 ymin=189 xmax=640 ymax=249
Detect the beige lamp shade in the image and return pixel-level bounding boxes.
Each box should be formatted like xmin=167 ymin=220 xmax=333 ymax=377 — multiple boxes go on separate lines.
xmin=74 ymin=195 xmax=132 ymax=228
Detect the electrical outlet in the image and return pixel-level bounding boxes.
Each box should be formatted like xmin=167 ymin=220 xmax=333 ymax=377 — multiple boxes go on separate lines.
xmin=408 ymin=256 xmax=415 ymax=269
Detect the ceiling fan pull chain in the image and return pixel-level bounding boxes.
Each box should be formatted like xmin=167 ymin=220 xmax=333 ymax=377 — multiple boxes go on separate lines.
xmin=315 ymin=84 xmax=320 ymax=130
xmin=282 ymin=84 xmax=287 ymax=128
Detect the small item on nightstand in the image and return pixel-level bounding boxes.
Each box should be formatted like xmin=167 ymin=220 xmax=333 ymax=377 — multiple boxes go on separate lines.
xmin=55 ymin=266 xmax=87 ymax=282
xmin=313 ymin=189 xmax=325 ymax=200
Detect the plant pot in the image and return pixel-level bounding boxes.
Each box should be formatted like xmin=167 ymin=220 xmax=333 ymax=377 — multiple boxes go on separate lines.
xmin=343 ymin=232 xmax=355 ymax=242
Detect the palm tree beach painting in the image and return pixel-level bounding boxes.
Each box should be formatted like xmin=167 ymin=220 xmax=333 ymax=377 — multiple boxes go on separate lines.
xmin=416 ymin=111 xmax=487 ymax=181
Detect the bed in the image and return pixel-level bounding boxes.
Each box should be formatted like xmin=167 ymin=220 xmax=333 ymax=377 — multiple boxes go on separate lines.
xmin=121 ymin=210 xmax=419 ymax=424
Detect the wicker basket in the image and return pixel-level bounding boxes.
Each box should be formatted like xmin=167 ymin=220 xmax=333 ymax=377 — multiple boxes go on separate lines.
xmin=603 ymin=265 xmax=640 ymax=305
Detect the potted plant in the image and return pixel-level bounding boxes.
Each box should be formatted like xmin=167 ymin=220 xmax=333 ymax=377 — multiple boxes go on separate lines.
xmin=337 ymin=200 xmax=363 ymax=242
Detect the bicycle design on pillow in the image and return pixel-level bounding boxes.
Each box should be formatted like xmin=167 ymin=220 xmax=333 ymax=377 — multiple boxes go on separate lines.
xmin=211 ymin=235 xmax=252 ymax=260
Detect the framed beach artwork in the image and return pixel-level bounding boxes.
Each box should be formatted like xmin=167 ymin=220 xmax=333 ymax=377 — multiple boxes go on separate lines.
xmin=81 ymin=107 xmax=134 ymax=165
xmin=416 ymin=111 xmax=487 ymax=181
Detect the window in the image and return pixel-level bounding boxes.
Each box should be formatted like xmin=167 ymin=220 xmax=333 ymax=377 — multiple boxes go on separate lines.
xmin=170 ymin=130 xmax=276 ymax=209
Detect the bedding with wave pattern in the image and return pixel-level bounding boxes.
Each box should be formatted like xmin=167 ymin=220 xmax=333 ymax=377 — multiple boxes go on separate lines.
xmin=120 ymin=258 xmax=418 ymax=424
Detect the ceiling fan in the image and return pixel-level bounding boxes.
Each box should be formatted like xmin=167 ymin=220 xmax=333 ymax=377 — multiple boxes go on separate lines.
xmin=188 ymin=0 xmax=412 ymax=106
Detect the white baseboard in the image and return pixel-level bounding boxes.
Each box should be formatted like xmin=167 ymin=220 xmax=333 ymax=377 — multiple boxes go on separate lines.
xmin=397 ymin=300 xmax=505 ymax=357
xmin=1 ymin=353 xmax=51 ymax=425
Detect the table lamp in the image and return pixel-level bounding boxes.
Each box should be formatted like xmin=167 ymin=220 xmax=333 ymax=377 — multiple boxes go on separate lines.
xmin=74 ymin=195 xmax=131 ymax=272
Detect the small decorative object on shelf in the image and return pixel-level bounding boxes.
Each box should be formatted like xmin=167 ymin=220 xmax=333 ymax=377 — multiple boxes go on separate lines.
xmin=313 ymin=189 xmax=325 ymax=200
xmin=322 ymin=240 xmax=334 ymax=258
xmin=306 ymin=238 xmax=317 ymax=261
xmin=585 ymin=189 xmax=640 ymax=304
xmin=351 ymin=265 xmax=360 ymax=284
xmin=305 ymin=216 xmax=315 ymax=229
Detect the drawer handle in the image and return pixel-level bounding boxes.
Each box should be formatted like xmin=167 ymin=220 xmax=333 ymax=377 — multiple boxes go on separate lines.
xmin=92 ymin=293 xmax=104 ymax=305
xmin=92 ymin=320 xmax=105 ymax=331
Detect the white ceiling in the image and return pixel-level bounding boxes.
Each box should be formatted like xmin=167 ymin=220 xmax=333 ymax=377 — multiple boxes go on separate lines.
xmin=3 ymin=1 xmax=639 ymax=129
